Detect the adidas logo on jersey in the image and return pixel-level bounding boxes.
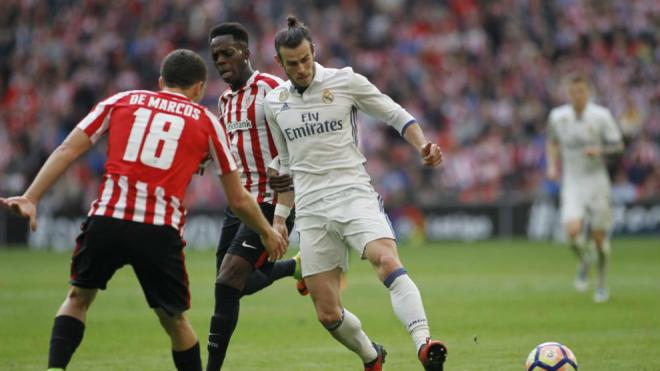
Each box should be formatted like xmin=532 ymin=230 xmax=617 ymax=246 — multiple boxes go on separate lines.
xmin=280 ymin=103 xmax=290 ymax=112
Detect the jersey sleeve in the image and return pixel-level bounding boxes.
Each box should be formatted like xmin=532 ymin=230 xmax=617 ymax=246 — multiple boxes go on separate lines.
xmin=264 ymin=99 xmax=290 ymax=175
xmin=76 ymin=91 xmax=132 ymax=144
xmin=204 ymin=109 xmax=238 ymax=175
xmin=267 ymin=156 xmax=280 ymax=172
xmin=348 ymin=71 xmax=416 ymax=135
xmin=601 ymin=109 xmax=623 ymax=145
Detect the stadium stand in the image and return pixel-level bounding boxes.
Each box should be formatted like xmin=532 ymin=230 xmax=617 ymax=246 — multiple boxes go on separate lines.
xmin=1 ymin=0 xmax=658 ymax=217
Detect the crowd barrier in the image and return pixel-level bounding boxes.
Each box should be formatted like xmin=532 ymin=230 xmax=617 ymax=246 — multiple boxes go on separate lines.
xmin=1 ymin=199 xmax=658 ymax=249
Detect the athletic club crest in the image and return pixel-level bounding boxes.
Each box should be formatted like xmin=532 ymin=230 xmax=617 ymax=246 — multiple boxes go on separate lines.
xmin=322 ymin=89 xmax=334 ymax=104
xmin=279 ymin=89 xmax=289 ymax=102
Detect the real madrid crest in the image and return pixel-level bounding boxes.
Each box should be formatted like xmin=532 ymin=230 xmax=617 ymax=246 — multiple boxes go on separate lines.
xmin=322 ymin=89 xmax=334 ymax=104
xmin=279 ymin=89 xmax=289 ymax=102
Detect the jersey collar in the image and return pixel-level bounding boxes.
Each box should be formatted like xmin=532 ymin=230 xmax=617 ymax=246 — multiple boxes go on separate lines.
xmin=160 ymin=90 xmax=190 ymax=100
xmin=572 ymin=101 xmax=593 ymax=120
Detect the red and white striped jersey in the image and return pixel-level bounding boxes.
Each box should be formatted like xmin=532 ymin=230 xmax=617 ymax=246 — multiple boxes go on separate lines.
xmin=77 ymin=89 xmax=237 ymax=232
xmin=218 ymin=71 xmax=283 ymax=204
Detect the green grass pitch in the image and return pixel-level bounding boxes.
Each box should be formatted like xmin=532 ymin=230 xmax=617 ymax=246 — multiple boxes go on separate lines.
xmin=1 ymin=238 xmax=658 ymax=370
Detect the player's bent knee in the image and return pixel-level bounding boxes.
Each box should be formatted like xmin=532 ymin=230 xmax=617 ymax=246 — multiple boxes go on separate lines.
xmin=317 ymin=310 xmax=343 ymax=328
xmin=565 ymin=221 xmax=582 ymax=238
xmin=66 ymin=287 xmax=96 ymax=309
xmin=156 ymin=310 xmax=189 ymax=333
xmin=216 ymin=254 xmax=253 ymax=288
xmin=312 ymin=299 xmax=343 ymax=327
xmin=374 ymin=253 xmax=402 ymax=275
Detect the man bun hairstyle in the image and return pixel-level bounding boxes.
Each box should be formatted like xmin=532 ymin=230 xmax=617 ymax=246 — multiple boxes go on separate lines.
xmin=209 ymin=22 xmax=249 ymax=46
xmin=160 ymin=49 xmax=207 ymax=88
xmin=287 ymin=15 xmax=299 ymax=28
xmin=274 ymin=15 xmax=314 ymax=56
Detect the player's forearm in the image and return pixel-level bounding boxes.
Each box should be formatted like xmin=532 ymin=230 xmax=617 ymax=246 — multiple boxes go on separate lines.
xmin=402 ymin=122 xmax=428 ymax=151
xmin=23 ymin=129 xmax=92 ymax=203
xmin=546 ymin=140 xmax=560 ymax=172
xmin=273 ymin=191 xmax=294 ymax=224
xmin=276 ymin=191 xmax=294 ymax=208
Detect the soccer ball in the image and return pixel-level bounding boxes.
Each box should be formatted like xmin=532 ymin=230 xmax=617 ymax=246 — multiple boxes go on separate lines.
xmin=525 ymin=342 xmax=578 ymax=370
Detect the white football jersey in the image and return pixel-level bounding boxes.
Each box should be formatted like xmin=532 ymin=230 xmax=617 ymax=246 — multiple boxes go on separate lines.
xmin=547 ymin=102 xmax=622 ymax=190
xmin=265 ymin=62 xmax=416 ymax=210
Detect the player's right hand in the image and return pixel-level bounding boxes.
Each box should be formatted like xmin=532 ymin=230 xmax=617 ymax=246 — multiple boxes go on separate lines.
xmin=546 ymin=167 xmax=560 ymax=181
xmin=0 ymin=196 xmax=38 ymax=231
xmin=420 ymin=142 xmax=443 ymax=167
xmin=261 ymin=227 xmax=288 ymax=262
xmin=268 ymin=173 xmax=293 ymax=193
xmin=583 ymin=146 xmax=602 ymax=157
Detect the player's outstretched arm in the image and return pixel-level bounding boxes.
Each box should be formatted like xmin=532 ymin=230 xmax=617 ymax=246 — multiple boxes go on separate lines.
xmin=220 ymin=171 xmax=288 ymax=261
xmin=402 ymin=122 xmax=443 ymax=167
xmin=0 ymin=128 xmax=92 ymax=231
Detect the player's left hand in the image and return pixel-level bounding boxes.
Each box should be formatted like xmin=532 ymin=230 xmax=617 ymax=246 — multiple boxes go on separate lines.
xmin=420 ymin=142 xmax=443 ymax=167
xmin=583 ymin=146 xmax=602 ymax=157
xmin=0 ymin=196 xmax=38 ymax=231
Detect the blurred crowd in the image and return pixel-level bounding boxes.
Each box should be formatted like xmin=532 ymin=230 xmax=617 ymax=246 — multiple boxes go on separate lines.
xmin=1 ymin=0 xmax=658 ymax=216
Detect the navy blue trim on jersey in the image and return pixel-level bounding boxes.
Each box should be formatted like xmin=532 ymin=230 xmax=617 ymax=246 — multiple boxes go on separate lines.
xmin=350 ymin=106 xmax=358 ymax=145
xmin=384 ymin=268 xmax=408 ymax=288
xmin=400 ymin=119 xmax=417 ymax=136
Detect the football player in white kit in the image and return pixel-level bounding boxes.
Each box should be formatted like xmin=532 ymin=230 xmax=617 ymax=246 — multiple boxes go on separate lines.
xmin=546 ymin=74 xmax=623 ymax=303
xmin=265 ymin=16 xmax=447 ymax=371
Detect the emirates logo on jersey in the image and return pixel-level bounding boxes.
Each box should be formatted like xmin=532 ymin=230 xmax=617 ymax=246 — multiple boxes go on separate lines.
xmin=226 ymin=119 xmax=253 ymax=132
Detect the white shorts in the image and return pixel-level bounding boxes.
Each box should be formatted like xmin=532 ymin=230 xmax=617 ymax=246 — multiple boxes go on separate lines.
xmin=296 ymin=188 xmax=396 ymax=277
xmin=561 ymin=185 xmax=612 ymax=230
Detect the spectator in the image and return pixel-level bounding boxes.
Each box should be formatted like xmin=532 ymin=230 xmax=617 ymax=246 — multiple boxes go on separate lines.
xmin=1 ymin=0 xmax=658 ymax=216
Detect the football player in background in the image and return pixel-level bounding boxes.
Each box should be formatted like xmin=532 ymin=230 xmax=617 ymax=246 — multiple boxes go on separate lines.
xmin=546 ymin=74 xmax=623 ymax=303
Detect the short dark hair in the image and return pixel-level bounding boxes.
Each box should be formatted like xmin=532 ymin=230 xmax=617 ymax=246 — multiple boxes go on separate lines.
xmin=208 ymin=22 xmax=249 ymax=45
xmin=568 ymin=73 xmax=588 ymax=85
xmin=274 ymin=15 xmax=314 ymax=56
xmin=160 ymin=49 xmax=207 ymax=88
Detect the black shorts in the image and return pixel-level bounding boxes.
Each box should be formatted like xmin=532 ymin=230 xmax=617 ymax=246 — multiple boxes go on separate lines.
xmin=216 ymin=203 xmax=295 ymax=273
xmin=70 ymin=216 xmax=189 ymax=315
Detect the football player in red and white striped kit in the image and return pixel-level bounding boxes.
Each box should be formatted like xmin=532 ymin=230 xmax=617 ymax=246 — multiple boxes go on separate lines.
xmin=205 ymin=23 xmax=300 ymax=371
xmin=0 ymin=49 xmax=287 ymax=371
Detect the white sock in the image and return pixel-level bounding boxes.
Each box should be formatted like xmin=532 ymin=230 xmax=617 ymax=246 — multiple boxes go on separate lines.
xmin=386 ymin=269 xmax=430 ymax=352
xmin=595 ymin=239 xmax=610 ymax=289
xmin=326 ymin=308 xmax=377 ymax=363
